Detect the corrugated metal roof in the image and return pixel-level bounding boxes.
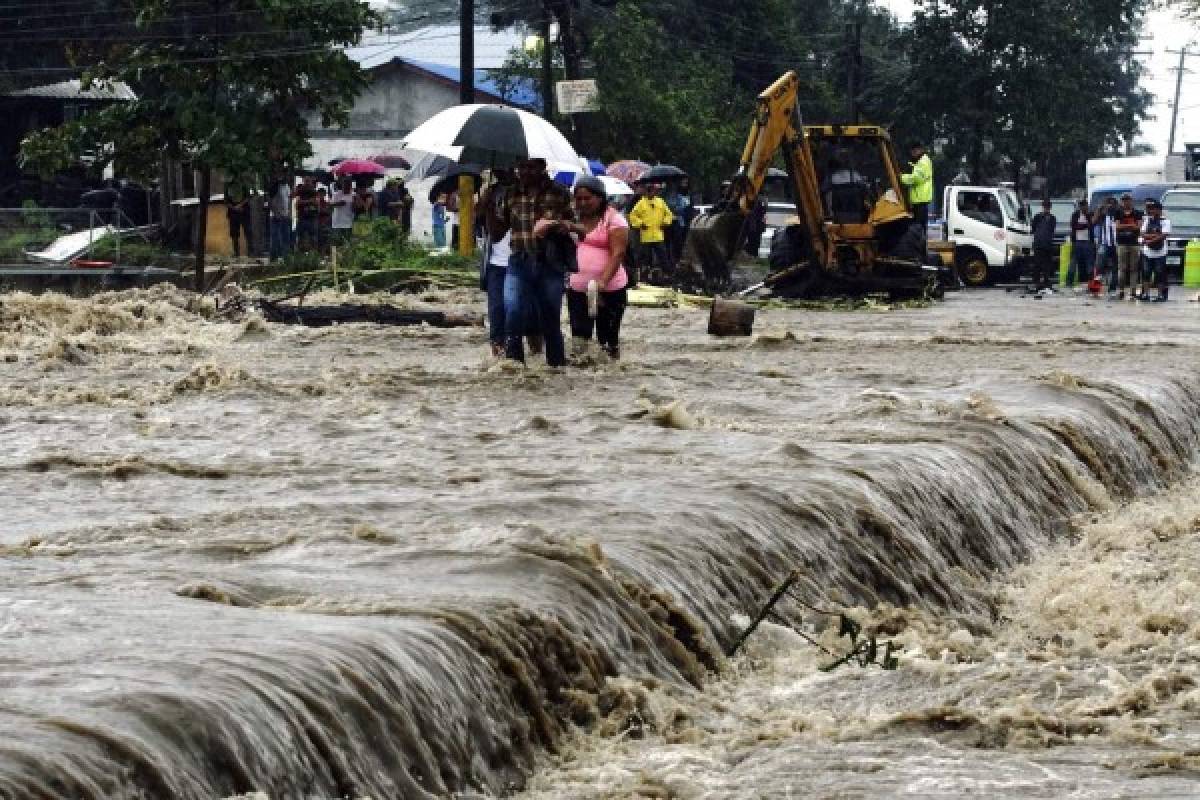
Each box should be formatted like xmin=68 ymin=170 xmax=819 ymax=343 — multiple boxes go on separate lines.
xmin=346 ymin=25 xmax=523 ymax=71
xmin=402 ymin=59 xmax=539 ymax=110
xmin=6 ymin=79 xmax=136 ymax=101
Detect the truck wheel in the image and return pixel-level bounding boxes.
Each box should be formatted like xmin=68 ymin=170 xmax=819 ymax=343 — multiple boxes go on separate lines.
xmin=768 ymin=224 xmax=810 ymax=270
xmin=889 ymin=224 xmax=927 ymax=262
xmin=957 ymin=251 xmax=989 ymax=286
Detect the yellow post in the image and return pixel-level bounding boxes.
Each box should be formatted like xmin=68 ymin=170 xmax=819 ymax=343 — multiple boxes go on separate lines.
xmin=1184 ymin=240 xmax=1200 ymax=289
xmin=457 ymin=174 xmax=475 ymax=257
xmin=1058 ymin=240 xmax=1072 ymax=285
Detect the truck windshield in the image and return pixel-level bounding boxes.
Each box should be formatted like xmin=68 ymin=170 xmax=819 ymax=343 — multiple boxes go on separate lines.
xmin=1163 ymin=206 xmax=1200 ymax=229
xmin=998 ymin=189 xmax=1025 ymax=223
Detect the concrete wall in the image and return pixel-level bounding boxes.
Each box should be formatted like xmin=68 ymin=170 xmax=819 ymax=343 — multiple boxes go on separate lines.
xmin=341 ymin=62 xmax=463 ymax=132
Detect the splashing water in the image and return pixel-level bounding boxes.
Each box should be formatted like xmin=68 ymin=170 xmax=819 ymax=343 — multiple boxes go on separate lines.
xmin=0 ymin=288 xmax=1198 ymax=797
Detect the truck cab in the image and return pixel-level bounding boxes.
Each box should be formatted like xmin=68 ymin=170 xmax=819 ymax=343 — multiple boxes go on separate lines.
xmin=1161 ymin=188 xmax=1200 ymax=280
xmin=933 ymin=185 xmax=1033 ymax=285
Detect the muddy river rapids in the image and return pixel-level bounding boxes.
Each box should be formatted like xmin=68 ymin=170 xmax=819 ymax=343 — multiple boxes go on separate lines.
xmin=1 ymin=284 xmax=1200 ymax=799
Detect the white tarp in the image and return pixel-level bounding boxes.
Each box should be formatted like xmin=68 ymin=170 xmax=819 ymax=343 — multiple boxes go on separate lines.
xmin=26 ymin=226 xmax=117 ymax=263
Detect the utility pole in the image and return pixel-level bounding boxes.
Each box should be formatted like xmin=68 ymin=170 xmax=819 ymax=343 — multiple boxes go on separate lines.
xmin=459 ymin=0 xmax=474 ymax=104
xmin=541 ymin=6 xmax=554 ymax=119
xmin=845 ymin=20 xmax=862 ymax=123
xmin=1167 ymin=43 xmax=1195 ymax=155
xmin=1118 ymin=42 xmax=1154 ymax=155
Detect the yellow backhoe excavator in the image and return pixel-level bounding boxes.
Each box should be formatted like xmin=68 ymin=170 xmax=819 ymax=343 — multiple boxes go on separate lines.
xmin=677 ymin=71 xmax=942 ymax=299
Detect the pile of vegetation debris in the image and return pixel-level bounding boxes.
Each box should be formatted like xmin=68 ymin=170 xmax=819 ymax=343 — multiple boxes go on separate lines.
xmin=250 ymin=219 xmax=477 ymax=297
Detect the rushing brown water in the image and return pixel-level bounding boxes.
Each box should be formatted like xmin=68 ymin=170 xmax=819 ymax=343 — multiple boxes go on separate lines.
xmin=1 ymin=285 xmax=1198 ymax=798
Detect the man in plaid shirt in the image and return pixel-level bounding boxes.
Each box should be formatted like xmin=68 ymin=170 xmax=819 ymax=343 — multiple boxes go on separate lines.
xmin=495 ymin=157 xmax=574 ymax=365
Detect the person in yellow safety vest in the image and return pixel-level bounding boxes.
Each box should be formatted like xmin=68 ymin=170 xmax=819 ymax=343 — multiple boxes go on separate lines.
xmin=628 ymin=182 xmax=674 ymax=277
xmin=900 ymin=142 xmax=934 ymax=230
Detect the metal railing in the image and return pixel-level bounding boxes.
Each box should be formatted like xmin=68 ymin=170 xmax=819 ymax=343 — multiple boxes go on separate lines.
xmin=0 ymin=207 xmax=154 ymax=268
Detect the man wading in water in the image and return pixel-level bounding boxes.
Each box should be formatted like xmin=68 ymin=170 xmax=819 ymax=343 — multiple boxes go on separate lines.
xmin=494 ymin=157 xmax=573 ymax=366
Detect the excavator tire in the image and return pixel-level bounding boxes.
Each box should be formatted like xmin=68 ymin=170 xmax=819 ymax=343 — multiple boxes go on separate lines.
xmin=768 ymin=224 xmax=810 ymax=270
xmin=888 ymin=223 xmax=927 ymax=262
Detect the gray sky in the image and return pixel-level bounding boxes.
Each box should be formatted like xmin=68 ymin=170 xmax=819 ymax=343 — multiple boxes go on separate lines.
xmin=876 ymin=0 xmax=1199 ymax=155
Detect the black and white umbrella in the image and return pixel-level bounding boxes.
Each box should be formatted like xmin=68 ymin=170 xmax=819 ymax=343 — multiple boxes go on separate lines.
xmin=401 ymin=104 xmax=583 ymax=171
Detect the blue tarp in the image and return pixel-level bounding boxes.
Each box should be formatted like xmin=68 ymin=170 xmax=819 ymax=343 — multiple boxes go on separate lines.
xmin=405 ymin=59 xmax=541 ymax=111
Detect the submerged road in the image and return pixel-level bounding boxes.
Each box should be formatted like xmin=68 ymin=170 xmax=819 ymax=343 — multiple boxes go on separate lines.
xmin=0 ymin=285 xmax=1198 ymax=798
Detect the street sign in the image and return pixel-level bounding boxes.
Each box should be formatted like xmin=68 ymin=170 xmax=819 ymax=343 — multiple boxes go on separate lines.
xmin=555 ymin=80 xmax=599 ymax=114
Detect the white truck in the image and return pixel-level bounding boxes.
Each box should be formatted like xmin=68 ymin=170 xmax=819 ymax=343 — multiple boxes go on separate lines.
xmin=1085 ymin=154 xmax=1189 ymax=205
xmin=930 ymin=185 xmax=1034 ymax=285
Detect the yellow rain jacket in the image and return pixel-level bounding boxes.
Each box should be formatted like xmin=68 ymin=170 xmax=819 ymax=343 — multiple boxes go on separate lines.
xmin=628 ymin=196 xmax=674 ymax=244
xmin=900 ymin=153 xmax=934 ymax=205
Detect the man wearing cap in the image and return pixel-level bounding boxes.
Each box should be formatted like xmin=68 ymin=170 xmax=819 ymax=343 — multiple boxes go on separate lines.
xmin=494 ymin=157 xmax=573 ymax=366
xmin=1141 ymin=200 xmax=1171 ymax=302
xmin=1113 ymin=193 xmax=1143 ymax=300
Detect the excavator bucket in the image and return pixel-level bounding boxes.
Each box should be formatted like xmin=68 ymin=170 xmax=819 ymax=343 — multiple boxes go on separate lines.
xmin=678 ymin=207 xmax=746 ymax=290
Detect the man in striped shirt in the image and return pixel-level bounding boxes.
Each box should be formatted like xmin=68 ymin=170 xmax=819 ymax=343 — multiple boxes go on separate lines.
xmin=1093 ymin=197 xmax=1118 ymax=294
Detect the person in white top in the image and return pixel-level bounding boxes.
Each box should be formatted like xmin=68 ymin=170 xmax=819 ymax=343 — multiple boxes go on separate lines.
xmin=330 ymin=179 xmax=355 ymax=245
xmin=1141 ymin=200 xmax=1171 ymax=302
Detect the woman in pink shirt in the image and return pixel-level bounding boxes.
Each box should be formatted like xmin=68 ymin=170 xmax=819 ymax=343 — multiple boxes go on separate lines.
xmin=565 ymin=176 xmax=630 ymax=359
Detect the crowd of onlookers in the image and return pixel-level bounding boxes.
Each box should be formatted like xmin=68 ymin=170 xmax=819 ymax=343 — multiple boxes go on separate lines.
xmin=257 ymin=174 xmax=415 ymax=261
xmin=1030 ymin=193 xmax=1172 ymax=301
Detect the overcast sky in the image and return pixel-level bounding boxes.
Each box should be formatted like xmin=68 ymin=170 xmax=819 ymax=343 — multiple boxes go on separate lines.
xmin=876 ymin=0 xmax=1199 ymax=156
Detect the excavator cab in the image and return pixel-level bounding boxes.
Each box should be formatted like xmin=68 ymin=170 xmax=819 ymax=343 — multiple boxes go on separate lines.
xmin=676 ymin=72 xmax=938 ymax=299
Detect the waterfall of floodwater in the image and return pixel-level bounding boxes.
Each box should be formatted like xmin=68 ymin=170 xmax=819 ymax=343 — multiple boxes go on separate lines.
xmin=1 ymin=286 xmax=1198 ymax=798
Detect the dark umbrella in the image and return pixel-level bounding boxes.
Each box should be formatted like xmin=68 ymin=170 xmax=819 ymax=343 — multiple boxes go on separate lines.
xmin=405 ymin=152 xmax=480 ymax=182
xmin=636 ymin=164 xmax=687 ymax=184
xmin=297 ymin=167 xmax=334 ymax=184
xmin=428 ymin=166 xmax=482 ymax=203
xmin=370 ymin=153 xmax=411 ymax=170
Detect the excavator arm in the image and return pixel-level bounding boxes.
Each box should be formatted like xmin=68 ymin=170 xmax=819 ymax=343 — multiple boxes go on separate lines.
xmin=679 ymin=71 xmax=827 ymax=288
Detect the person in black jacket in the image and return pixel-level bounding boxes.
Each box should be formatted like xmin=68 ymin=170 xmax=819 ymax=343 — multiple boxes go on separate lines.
xmin=1030 ymin=199 xmax=1057 ymax=291
xmin=1066 ymin=199 xmax=1094 ymax=288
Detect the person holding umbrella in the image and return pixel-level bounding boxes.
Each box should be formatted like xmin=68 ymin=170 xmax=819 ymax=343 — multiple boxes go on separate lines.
xmin=494 ymin=157 xmax=573 ymax=366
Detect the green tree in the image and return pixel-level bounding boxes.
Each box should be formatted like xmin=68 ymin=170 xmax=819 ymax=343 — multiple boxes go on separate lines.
xmin=21 ymin=0 xmax=378 ymax=289
xmin=488 ymin=0 xmax=910 ymax=192
xmin=903 ymin=0 xmax=1151 ymax=194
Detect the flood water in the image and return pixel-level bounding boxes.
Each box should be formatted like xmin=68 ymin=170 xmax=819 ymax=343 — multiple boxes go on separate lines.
xmin=1 ymin=285 xmax=1199 ymax=798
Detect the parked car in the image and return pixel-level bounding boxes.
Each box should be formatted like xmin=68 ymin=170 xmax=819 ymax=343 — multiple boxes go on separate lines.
xmin=1160 ymin=187 xmax=1200 ymax=280
xmin=1048 ymin=197 xmax=1076 ymax=247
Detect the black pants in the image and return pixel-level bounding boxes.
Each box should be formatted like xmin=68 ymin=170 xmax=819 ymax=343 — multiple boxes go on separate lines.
xmin=1031 ymin=246 xmax=1054 ymax=289
xmin=642 ymin=242 xmax=669 ymax=278
xmin=910 ymin=203 xmax=929 ymax=230
xmin=566 ymin=287 xmax=627 ymax=356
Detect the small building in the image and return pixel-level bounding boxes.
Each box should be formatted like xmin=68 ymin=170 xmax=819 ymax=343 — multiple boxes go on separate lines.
xmin=304 ymin=26 xmax=538 ymax=170
xmin=0 ymin=79 xmax=136 ymax=204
